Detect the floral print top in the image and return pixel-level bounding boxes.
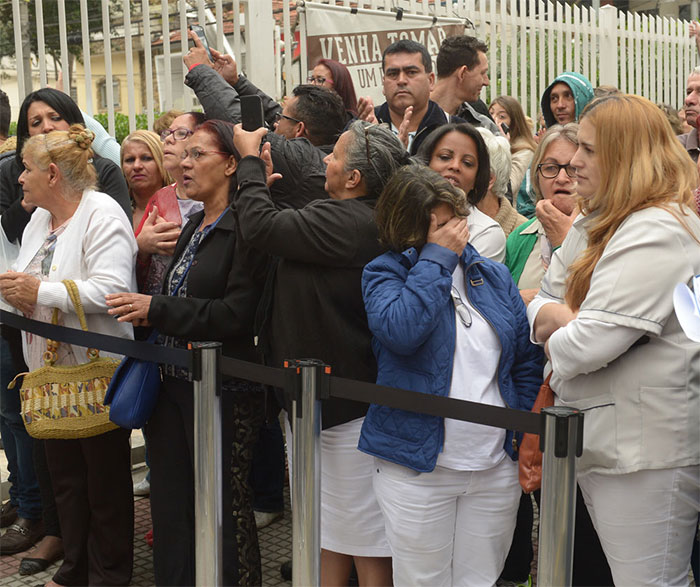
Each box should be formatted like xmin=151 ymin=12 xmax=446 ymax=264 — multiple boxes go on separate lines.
xmin=23 ymin=222 xmax=78 ymax=371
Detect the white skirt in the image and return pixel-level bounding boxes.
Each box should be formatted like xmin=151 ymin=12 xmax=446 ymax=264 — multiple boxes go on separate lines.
xmin=285 ymin=416 xmax=391 ymax=557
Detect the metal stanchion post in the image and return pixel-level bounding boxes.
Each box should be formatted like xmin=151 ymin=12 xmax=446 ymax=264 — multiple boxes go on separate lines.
xmin=537 ymin=406 xmax=584 ymax=587
xmin=286 ymin=359 xmax=327 ymax=587
xmin=192 ymin=342 xmax=223 ymax=587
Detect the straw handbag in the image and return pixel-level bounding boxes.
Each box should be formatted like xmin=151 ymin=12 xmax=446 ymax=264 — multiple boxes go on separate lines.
xmin=12 ymin=279 xmax=120 ymax=439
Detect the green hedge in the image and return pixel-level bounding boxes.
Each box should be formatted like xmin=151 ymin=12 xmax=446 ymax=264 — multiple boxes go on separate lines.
xmin=92 ymin=112 xmax=154 ymax=144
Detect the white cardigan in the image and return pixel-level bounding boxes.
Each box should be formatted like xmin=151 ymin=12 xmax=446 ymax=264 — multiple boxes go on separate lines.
xmin=13 ymin=190 xmax=137 ymax=362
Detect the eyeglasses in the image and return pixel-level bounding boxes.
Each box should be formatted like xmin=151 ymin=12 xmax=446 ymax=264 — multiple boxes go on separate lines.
xmin=451 ymin=286 xmax=472 ymax=328
xmin=160 ymin=127 xmax=194 ymax=141
xmin=180 ymin=147 xmax=229 ymax=161
xmin=307 ymin=76 xmax=330 ymax=85
xmin=537 ymin=163 xmax=577 ymax=179
xmin=273 ymin=112 xmax=302 ymax=125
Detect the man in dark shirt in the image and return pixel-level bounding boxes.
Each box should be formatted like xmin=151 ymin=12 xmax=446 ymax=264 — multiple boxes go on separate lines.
xmin=357 ymin=39 xmax=463 ymax=154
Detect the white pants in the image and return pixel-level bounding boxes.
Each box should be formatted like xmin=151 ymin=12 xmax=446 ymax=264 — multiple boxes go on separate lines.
xmin=578 ymin=466 xmax=700 ymax=587
xmin=373 ymin=456 xmax=520 ymax=587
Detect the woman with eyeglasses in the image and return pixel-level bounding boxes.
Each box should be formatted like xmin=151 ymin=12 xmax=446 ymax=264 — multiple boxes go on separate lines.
xmin=131 ymin=113 xmax=205 ymax=295
xmin=308 ymin=58 xmax=359 ymax=118
xmin=501 ymin=122 xmax=613 ymax=587
xmin=505 ymin=124 xmax=580 ymax=306
xmin=358 ymin=164 xmax=542 ymax=586
xmin=106 ymin=120 xmax=267 ymax=586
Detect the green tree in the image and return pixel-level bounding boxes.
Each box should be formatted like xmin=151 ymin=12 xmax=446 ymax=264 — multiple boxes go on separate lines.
xmin=0 ymin=0 xmax=111 ymax=68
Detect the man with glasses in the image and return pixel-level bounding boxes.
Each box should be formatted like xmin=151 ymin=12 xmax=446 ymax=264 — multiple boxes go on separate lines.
xmin=357 ymin=39 xmax=463 ymax=155
xmin=183 ymin=35 xmax=346 ymax=211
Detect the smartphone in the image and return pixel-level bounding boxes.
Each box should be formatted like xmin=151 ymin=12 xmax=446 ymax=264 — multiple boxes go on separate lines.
xmin=241 ymin=95 xmax=265 ymax=131
xmin=152 ymin=189 xmax=182 ymax=226
xmin=500 ymin=122 xmax=510 ymax=135
xmin=189 ymin=24 xmax=213 ymax=62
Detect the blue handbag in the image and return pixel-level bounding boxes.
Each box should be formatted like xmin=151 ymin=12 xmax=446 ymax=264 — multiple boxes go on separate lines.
xmin=104 ymin=332 xmax=161 ymax=429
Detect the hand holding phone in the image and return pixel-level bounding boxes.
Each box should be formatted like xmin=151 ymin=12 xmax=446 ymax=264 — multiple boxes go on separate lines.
xmin=241 ymin=95 xmax=265 ymax=131
xmin=189 ymin=25 xmax=213 ymax=63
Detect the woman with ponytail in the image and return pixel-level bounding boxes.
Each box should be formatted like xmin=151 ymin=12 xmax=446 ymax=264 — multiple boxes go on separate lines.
xmin=0 ymin=125 xmax=137 ymax=586
xmin=528 ymin=94 xmax=700 ymax=586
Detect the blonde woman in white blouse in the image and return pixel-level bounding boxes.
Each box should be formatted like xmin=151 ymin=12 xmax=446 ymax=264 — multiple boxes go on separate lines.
xmin=529 ymin=94 xmax=700 ymax=586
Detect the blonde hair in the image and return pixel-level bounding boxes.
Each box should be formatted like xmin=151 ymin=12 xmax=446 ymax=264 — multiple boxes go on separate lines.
xmin=565 ymin=94 xmax=698 ymax=310
xmin=530 ymin=123 xmax=579 ymax=202
xmin=120 ymin=130 xmax=173 ymax=198
xmin=22 ymin=124 xmax=97 ymax=196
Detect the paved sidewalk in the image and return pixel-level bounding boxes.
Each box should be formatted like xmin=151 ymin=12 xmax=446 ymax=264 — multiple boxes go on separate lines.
xmin=0 ymin=465 xmax=293 ymax=587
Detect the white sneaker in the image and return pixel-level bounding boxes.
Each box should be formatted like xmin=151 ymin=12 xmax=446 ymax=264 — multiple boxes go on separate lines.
xmin=133 ymin=477 xmax=151 ymax=497
xmin=254 ymin=510 xmax=283 ymax=529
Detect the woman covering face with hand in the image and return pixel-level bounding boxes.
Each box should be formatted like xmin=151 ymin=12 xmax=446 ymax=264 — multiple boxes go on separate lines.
xmin=358 ymin=164 xmax=542 ymax=586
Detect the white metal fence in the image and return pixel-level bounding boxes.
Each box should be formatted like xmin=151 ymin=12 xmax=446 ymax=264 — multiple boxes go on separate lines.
xmin=7 ymin=0 xmax=698 ymax=137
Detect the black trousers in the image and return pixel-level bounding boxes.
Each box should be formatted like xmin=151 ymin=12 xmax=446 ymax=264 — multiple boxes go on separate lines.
xmin=146 ymin=375 xmax=264 ymax=586
xmin=44 ymin=427 xmax=134 ymax=586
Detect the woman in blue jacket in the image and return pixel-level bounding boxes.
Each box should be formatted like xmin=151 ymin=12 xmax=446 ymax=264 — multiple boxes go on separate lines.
xmin=359 ymin=165 xmax=542 ymax=586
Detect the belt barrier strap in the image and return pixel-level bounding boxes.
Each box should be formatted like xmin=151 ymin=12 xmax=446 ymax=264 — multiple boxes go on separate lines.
xmin=329 ymin=375 xmax=541 ymax=434
xmin=1 ymin=310 xmax=192 ymax=369
xmin=219 ymin=356 xmax=287 ymax=388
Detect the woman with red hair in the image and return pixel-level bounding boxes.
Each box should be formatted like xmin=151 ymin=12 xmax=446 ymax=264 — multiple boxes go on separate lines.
xmin=308 ymin=58 xmax=358 ymax=118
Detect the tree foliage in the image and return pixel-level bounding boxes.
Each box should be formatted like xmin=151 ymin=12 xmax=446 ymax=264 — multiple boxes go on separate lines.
xmin=0 ymin=0 xmax=110 ymax=64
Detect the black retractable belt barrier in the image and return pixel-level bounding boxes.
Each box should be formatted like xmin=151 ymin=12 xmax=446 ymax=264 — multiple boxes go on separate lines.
xmin=3 ymin=308 xmax=580 ymax=586
xmin=329 ymin=375 xmax=542 ymax=434
xmin=0 ymin=310 xmax=192 ymax=369
xmin=219 ymin=355 xmax=287 ymax=388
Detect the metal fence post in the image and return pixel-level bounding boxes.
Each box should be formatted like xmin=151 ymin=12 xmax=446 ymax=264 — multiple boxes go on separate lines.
xmin=192 ymin=342 xmax=223 ymax=587
xmin=285 ymin=359 xmax=327 ymax=587
xmin=537 ymin=406 xmax=584 ymax=587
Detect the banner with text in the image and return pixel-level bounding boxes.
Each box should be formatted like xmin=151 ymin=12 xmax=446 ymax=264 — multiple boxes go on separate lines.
xmin=303 ymin=3 xmax=465 ymax=106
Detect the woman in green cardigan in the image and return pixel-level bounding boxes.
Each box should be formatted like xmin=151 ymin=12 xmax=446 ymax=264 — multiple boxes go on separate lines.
xmin=505 ymin=123 xmax=579 ymax=305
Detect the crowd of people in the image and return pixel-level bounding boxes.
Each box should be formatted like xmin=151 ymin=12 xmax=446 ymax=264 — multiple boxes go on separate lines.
xmin=0 ymin=28 xmax=699 ymax=587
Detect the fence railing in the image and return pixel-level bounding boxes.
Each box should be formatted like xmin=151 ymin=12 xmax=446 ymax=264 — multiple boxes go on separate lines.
xmin=0 ymin=308 xmax=583 ymax=586
xmin=6 ymin=0 xmax=697 ymax=133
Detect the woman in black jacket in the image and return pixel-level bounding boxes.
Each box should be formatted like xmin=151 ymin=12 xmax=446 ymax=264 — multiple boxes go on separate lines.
xmin=106 ymin=119 xmax=266 ymax=586
xmin=232 ymin=120 xmax=409 ymax=586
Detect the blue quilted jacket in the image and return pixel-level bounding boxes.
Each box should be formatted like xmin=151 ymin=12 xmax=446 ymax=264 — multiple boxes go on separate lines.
xmin=358 ymin=242 xmax=543 ymax=473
